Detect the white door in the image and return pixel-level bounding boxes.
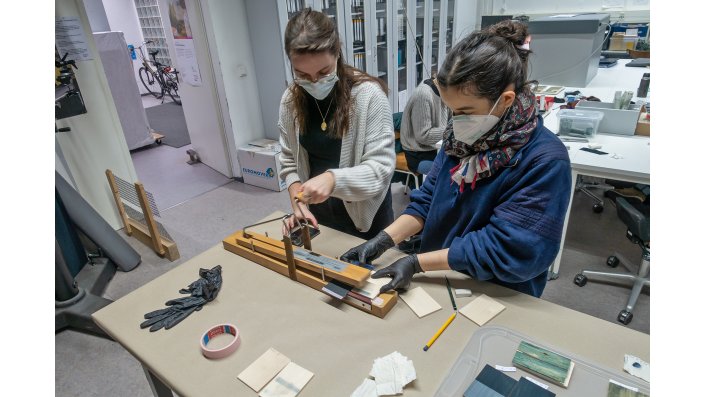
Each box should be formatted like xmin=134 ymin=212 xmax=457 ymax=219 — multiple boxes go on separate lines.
xmin=158 ymin=0 xmax=233 ymax=177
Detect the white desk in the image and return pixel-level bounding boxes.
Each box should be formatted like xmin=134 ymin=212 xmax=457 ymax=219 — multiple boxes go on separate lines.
xmin=544 ymin=59 xmax=650 ymax=277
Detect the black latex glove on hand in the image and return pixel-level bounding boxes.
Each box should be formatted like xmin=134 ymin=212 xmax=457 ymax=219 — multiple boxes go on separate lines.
xmin=340 ymin=231 xmax=395 ymax=265
xmin=372 ymin=254 xmax=423 ymax=293
xmin=140 ymin=265 xmax=223 ymax=332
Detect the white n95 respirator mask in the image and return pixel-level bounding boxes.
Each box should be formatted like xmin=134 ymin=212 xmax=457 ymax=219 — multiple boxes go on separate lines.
xmin=452 ymin=96 xmax=502 ymax=145
xmin=295 ymin=69 xmax=339 ymax=100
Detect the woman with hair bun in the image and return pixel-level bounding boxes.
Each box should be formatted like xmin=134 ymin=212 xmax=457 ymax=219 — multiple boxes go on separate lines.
xmin=341 ymin=21 xmax=572 ymax=297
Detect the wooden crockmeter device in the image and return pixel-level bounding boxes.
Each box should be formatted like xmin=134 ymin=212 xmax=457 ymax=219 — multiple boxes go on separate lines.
xmin=222 ymin=205 xmax=397 ymax=318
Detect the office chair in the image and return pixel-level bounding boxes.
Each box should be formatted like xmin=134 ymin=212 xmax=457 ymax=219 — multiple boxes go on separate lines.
xmin=576 ymin=175 xmax=614 ymax=213
xmin=393 ymin=131 xmax=420 ymax=194
xmin=573 ymin=197 xmax=650 ymax=325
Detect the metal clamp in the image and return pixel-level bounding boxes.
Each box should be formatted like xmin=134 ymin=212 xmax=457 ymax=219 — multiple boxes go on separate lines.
xmin=242 ymin=214 xmax=291 ymax=239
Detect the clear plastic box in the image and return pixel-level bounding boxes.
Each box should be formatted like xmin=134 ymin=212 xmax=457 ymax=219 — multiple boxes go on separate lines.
xmin=434 ymin=326 xmax=650 ymax=397
xmin=557 ymin=109 xmax=604 ymax=139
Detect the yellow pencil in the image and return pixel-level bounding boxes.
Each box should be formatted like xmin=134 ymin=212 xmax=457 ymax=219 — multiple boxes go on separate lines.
xmin=423 ymin=311 xmax=457 ymax=351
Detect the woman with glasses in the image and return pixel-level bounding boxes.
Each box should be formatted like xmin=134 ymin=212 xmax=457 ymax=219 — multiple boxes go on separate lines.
xmin=279 ymin=8 xmax=395 ymax=239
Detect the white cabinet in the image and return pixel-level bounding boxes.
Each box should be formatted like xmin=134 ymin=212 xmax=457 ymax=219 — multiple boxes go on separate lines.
xmin=276 ymin=0 xmax=456 ymax=112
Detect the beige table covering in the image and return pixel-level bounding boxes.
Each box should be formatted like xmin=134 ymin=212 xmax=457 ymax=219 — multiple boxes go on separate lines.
xmin=93 ymin=211 xmax=649 ymax=396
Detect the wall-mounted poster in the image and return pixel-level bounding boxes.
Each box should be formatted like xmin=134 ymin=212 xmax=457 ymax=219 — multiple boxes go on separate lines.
xmin=168 ymin=0 xmax=201 ymax=86
xmin=55 ymin=16 xmax=92 ymax=62
xmin=168 ymin=0 xmax=192 ymax=39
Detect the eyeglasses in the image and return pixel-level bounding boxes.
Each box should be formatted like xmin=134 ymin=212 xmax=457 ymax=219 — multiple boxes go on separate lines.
xmin=293 ymin=69 xmax=337 ymax=84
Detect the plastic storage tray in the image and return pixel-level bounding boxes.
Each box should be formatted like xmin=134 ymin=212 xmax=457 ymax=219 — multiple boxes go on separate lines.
xmin=434 ymin=326 xmax=649 ymax=397
xmin=557 ymin=109 xmax=604 ymax=139
xmin=576 ymin=101 xmax=642 ymax=136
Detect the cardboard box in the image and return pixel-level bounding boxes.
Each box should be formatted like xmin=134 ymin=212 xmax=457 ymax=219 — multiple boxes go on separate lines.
xmin=608 ymin=33 xmax=639 ymax=51
xmin=237 ymin=139 xmax=286 ymax=192
xmin=635 ymin=112 xmax=650 ymax=136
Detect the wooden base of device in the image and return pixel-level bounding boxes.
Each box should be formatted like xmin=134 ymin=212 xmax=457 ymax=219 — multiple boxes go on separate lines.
xmin=222 ymin=230 xmax=397 ymax=318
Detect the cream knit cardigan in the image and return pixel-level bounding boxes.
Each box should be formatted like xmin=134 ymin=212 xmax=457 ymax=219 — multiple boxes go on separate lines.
xmin=278 ymin=81 xmax=396 ymax=232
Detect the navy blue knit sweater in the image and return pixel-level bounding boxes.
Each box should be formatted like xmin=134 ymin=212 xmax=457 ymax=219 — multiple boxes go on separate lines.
xmin=403 ymin=117 xmax=572 ymax=297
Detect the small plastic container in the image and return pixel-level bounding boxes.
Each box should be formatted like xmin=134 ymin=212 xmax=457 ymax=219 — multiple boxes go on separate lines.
xmin=557 ymin=109 xmax=604 ymax=138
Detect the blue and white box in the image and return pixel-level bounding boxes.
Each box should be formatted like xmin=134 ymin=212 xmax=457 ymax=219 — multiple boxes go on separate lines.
xmin=237 ymin=139 xmax=286 ymax=192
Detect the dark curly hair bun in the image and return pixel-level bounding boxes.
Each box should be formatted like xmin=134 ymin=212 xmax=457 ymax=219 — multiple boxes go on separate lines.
xmin=486 ymin=20 xmax=529 ymax=47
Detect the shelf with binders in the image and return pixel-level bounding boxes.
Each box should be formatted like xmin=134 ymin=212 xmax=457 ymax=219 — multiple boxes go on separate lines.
xmin=321 ymin=2 xmax=338 ymax=14
xmin=430 ymin=48 xmax=440 ymax=74
xmin=397 ymin=46 xmax=407 ymax=66
xmin=353 ymin=53 xmax=366 ymax=71
xmin=351 ymin=17 xmax=366 ymax=45
xmin=376 ymin=45 xmax=389 ymax=81
xmin=445 ymin=0 xmax=456 ymax=53
xmin=286 ymin=0 xmax=305 ymax=14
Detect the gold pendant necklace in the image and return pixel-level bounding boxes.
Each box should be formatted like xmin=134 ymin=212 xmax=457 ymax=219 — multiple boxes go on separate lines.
xmin=314 ymin=97 xmax=334 ymax=131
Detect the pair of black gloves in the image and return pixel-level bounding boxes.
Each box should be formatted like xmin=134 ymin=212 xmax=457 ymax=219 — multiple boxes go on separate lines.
xmin=140 ymin=265 xmax=223 ymax=332
xmin=340 ymin=231 xmax=423 ymax=293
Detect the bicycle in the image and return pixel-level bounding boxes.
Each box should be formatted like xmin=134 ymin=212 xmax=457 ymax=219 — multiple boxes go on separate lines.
xmin=136 ymin=41 xmax=181 ymax=105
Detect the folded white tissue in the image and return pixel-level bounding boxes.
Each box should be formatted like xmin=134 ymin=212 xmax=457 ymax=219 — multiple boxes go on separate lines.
xmin=351 ymin=351 xmax=417 ymax=397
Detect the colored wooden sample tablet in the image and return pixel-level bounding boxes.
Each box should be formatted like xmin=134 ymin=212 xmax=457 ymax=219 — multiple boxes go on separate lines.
xmin=465 ymin=364 xmax=516 ymax=396
xmin=607 ymin=380 xmax=649 ymax=397
xmin=238 ymin=348 xmax=291 ymax=392
xmin=399 ymin=287 xmax=442 ymax=318
xmin=459 ymin=294 xmax=506 ymax=326
xmin=512 ymin=341 xmax=575 ymax=388
xmin=259 ymin=362 xmax=314 ymax=397
xmin=506 ymin=377 xmax=556 ymax=397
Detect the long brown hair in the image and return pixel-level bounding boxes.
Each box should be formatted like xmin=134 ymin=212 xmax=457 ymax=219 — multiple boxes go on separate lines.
xmin=284 ymin=8 xmax=388 ymax=139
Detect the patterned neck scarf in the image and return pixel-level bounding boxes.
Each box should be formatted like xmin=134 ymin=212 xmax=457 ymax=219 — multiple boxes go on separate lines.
xmin=443 ymin=90 xmax=538 ymax=192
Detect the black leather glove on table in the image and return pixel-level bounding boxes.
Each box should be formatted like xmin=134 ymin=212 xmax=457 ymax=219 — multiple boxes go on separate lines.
xmin=371 ymin=254 xmax=423 ymax=293
xmin=141 ymin=265 xmax=223 ymax=332
xmin=340 ymin=230 xmax=396 ymax=265
xmin=179 ymin=265 xmax=223 ymax=301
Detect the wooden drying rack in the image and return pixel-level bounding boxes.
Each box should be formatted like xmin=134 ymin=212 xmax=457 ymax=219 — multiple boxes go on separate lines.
xmin=106 ymin=169 xmax=179 ymax=261
xmin=222 ymin=213 xmax=397 ymax=318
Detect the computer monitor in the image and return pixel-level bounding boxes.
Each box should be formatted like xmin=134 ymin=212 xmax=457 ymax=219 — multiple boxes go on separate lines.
xmin=481 ymin=15 xmax=513 ymax=29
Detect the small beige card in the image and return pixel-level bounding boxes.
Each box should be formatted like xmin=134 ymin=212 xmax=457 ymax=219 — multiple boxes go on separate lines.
xmin=459 ymin=294 xmax=506 ymax=326
xmin=353 ymin=274 xmax=387 ymax=300
xmin=399 ymin=287 xmax=442 ymax=318
xmin=259 ymin=362 xmax=314 ymax=397
xmin=238 ymin=348 xmax=291 ymax=392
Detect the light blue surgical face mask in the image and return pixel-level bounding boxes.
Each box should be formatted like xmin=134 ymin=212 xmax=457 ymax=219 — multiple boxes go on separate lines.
xmin=294 ymin=68 xmax=339 ymax=100
xmin=452 ymin=96 xmax=502 ymax=145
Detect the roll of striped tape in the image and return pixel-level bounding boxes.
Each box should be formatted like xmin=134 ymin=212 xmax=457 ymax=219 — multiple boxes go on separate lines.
xmin=200 ymin=324 xmax=240 ymax=359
